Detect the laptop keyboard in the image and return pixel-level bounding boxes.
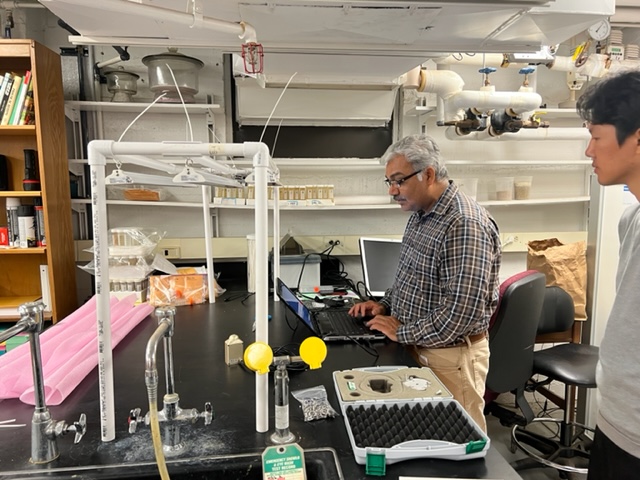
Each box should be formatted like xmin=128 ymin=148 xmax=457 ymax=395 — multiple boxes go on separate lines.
xmin=322 ymin=310 xmax=369 ymax=335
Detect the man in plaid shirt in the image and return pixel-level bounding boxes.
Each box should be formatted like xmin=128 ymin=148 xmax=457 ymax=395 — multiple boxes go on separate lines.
xmin=350 ymin=134 xmax=501 ymax=432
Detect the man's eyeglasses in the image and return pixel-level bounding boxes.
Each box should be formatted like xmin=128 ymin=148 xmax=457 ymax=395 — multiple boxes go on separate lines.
xmin=384 ymin=170 xmax=421 ymax=188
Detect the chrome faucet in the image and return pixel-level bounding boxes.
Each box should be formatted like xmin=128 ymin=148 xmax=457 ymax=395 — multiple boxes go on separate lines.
xmin=0 ymin=301 xmax=86 ymax=464
xmin=128 ymin=307 xmax=213 ymax=455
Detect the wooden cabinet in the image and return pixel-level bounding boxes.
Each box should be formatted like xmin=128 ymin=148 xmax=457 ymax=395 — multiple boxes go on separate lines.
xmin=0 ymin=39 xmax=76 ymax=322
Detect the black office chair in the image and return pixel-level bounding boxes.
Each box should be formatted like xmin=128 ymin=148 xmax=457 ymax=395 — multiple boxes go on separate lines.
xmin=484 ymin=270 xmax=547 ymax=427
xmin=511 ymin=285 xmax=599 ymax=476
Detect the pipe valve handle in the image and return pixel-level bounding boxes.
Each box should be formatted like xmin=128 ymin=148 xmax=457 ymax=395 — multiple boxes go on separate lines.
xmin=128 ymin=408 xmax=142 ymax=434
xmin=70 ymin=413 xmax=87 ymax=444
xmin=201 ymin=402 xmax=214 ymax=425
xmin=519 ymin=67 xmax=536 ymax=75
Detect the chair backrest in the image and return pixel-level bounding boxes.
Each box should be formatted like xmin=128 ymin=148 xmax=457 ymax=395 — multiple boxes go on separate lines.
xmin=537 ymin=285 xmax=575 ymax=335
xmin=486 ymin=270 xmax=546 ymax=395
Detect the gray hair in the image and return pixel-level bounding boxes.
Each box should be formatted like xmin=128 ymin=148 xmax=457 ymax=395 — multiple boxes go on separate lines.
xmin=381 ymin=134 xmax=449 ymax=180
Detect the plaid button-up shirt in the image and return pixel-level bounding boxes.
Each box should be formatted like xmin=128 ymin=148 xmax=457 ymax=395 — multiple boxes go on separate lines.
xmin=380 ymin=182 xmax=501 ymax=348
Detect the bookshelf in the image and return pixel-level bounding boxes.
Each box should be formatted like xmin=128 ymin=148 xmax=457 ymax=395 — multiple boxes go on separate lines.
xmin=0 ymin=40 xmax=77 ymax=322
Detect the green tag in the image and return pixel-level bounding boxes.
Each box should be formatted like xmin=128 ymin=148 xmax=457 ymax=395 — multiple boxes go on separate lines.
xmin=262 ymin=443 xmax=306 ymax=480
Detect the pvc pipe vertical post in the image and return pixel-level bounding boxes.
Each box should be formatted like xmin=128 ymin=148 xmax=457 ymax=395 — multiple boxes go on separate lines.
xmin=88 ymin=142 xmax=115 ymax=442
xmin=253 ymin=146 xmax=269 ymax=433
xmin=273 ymin=186 xmax=280 ymax=302
xmin=201 ymin=185 xmax=216 ymax=303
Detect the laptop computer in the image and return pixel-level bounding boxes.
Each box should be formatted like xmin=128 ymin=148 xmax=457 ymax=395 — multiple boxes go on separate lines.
xmin=359 ymin=237 xmax=402 ymax=299
xmin=276 ymin=278 xmax=385 ymax=342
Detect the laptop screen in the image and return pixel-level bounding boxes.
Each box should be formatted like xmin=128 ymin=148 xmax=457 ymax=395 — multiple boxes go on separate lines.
xmin=359 ymin=237 xmax=402 ymax=298
xmin=276 ymin=278 xmax=315 ymax=331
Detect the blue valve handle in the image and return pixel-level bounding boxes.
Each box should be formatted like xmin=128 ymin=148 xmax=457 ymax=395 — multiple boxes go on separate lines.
xmin=519 ymin=67 xmax=536 ymax=75
xmin=478 ymin=67 xmax=497 ymax=74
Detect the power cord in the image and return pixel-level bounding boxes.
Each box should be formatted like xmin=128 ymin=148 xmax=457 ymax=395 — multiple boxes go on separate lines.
xmin=343 ymin=334 xmax=380 ymax=364
xmin=224 ymin=291 xmax=255 ymax=304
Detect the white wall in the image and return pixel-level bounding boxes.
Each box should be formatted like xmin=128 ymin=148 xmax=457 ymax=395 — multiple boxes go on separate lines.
xmin=23 ymin=9 xmax=597 ymax=290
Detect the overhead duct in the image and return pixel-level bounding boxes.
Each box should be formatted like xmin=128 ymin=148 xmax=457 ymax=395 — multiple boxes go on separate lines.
xmin=39 ymin=0 xmax=614 ymax=127
xmin=234 ymin=77 xmax=397 ymax=127
xmin=41 ymin=0 xmax=614 ymax=74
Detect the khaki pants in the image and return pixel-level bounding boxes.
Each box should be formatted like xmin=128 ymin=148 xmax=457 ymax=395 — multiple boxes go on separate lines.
xmin=415 ymin=337 xmax=489 ymax=433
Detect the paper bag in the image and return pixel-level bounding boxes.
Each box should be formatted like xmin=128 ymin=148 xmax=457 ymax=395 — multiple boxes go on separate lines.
xmin=526 ymin=238 xmax=587 ymax=321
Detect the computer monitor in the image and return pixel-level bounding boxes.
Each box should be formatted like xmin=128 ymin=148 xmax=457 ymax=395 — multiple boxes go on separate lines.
xmin=358 ymin=237 xmax=402 ymax=298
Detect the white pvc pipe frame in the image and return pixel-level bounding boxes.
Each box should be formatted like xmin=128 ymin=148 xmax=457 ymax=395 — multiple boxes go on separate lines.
xmin=88 ymin=140 xmax=272 ymax=441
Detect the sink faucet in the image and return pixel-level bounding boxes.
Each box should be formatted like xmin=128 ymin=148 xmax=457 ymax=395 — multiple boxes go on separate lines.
xmin=129 ymin=307 xmax=213 ymax=455
xmin=0 ymin=301 xmax=86 ymax=464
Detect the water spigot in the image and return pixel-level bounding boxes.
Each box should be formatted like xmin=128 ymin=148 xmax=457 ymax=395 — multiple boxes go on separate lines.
xmin=0 ymin=301 xmax=87 ymax=464
xmin=131 ymin=307 xmax=213 ymax=455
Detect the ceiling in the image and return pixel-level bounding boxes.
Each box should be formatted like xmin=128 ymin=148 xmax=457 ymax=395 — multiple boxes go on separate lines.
xmin=39 ymin=0 xmax=614 ymax=83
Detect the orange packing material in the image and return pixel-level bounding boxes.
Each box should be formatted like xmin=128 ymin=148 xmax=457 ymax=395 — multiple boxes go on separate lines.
xmin=148 ymin=273 xmax=208 ymax=307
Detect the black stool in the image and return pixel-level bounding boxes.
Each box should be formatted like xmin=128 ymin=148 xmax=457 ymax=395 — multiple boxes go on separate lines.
xmin=511 ymin=286 xmax=599 ymax=476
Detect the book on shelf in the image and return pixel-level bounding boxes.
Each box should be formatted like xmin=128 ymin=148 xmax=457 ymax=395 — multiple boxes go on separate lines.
xmin=0 ymin=72 xmax=11 ymax=110
xmin=0 ymin=73 xmax=15 ymax=121
xmin=10 ymin=70 xmax=30 ymax=125
xmin=0 ymin=73 xmax=21 ymax=126
xmin=19 ymin=78 xmax=34 ymax=125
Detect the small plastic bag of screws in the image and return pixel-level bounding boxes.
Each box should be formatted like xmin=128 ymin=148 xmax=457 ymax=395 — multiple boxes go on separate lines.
xmin=292 ymin=385 xmax=339 ymax=422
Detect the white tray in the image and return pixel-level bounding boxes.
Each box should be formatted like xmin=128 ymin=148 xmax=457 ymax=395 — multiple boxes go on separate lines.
xmin=333 ymin=366 xmax=490 ymax=465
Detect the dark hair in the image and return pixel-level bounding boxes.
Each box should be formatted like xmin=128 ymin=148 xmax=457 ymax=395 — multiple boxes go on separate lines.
xmin=576 ymin=69 xmax=640 ymax=146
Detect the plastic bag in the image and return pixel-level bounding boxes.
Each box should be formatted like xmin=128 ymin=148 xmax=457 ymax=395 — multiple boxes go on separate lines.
xmin=148 ymin=266 xmax=226 ymax=306
xmin=291 ymin=385 xmax=339 ymax=422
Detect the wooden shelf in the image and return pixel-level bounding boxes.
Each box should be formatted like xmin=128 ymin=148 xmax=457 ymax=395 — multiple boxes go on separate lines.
xmin=0 ymin=247 xmax=46 ymax=254
xmin=0 ymin=294 xmax=41 ymax=321
xmin=0 ymin=125 xmax=36 ymax=136
xmin=0 ymin=191 xmax=41 ymax=197
xmin=0 ymin=39 xmax=78 ymax=324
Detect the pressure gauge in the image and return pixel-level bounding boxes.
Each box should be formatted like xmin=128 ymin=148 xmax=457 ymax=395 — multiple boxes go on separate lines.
xmin=588 ymin=19 xmax=611 ymax=41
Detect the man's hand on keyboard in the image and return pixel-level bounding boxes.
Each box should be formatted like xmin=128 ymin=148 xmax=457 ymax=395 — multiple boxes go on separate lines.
xmin=365 ymin=315 xmax=400 ymax=342
xmin=349 ymin=300 xmax=385 ymax=318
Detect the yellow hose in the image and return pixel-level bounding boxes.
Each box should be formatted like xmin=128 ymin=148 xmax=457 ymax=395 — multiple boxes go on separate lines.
xmin=149 ymin=396 xmax=170 ymax=480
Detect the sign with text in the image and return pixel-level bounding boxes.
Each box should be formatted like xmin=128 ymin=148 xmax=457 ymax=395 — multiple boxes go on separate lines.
xmin=262 ymin=443 xmax=306 ymax=480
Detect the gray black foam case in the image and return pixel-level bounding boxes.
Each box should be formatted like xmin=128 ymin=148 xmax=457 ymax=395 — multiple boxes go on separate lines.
xmin=333 ymin=366 xmax=490 ymax=465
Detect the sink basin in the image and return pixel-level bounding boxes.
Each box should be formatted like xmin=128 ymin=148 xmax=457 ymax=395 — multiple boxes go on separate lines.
xmin=0 ymin=448 xmax=343 ymax=479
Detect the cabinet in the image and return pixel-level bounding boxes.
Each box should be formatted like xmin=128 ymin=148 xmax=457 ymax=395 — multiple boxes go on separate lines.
xmin=0 ymin=39 xmax=77 ymax=322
